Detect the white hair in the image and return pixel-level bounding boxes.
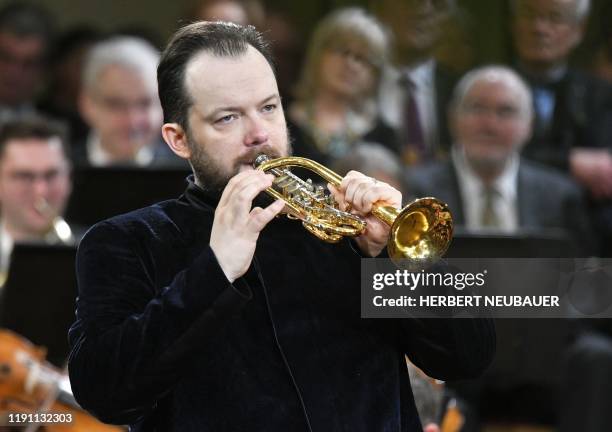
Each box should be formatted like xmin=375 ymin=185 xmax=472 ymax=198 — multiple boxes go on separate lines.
xmin=511 ymin=0 xmax=591 ymax=22
xmin=82 ymin=36 xmax=160 ymax=93
xmin=451 ymin=65 xmax=533 ymax=120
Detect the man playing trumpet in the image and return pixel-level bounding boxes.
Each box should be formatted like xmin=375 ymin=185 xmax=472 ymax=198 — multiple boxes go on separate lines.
xmin=68 ymin=21 xmax=495 ymax=431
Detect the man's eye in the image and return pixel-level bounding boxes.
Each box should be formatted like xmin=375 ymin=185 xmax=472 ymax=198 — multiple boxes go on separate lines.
xmin=216 ymin=114 xmax=237 ymax=124
xmin=262 ymin=104 xmax=276 ymax=113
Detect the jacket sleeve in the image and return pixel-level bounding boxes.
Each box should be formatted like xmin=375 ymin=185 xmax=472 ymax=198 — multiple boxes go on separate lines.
xmin=398 ymin=316 xmax=496 ymax=381
xmin=395 ymin=264 xmax=496 ymax=381
xmin=67 ymin=220 xmax=252 ymax=425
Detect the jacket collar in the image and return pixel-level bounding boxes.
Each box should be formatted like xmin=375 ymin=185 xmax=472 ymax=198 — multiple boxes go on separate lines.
xmin=182 ymin=175 xmax=221 ymax=212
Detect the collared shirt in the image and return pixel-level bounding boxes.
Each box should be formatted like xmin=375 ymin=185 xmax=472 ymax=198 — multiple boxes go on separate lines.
xmin=518 ymin=63 xmax=568 ymax=135
xmin=380 ymin=60 xmax=438 ymax=148
xmin=86 ymin=133 xmax=154 ymax=167
xmin=452 ymin=146 xmax=519 ymax=232
xmin=400 ymin=59 xmax=438 ymax=150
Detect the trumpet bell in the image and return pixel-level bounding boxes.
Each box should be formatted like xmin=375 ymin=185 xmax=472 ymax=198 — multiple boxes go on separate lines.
xmin=387 ymin=197 xmax=453 ymax=265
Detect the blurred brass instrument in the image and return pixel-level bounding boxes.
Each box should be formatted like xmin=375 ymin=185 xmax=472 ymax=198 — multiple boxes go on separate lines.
xmin=254 ymin=154 xmax=453 ymax=263
xmin=35 ymin=198 xmax=74 ymax=245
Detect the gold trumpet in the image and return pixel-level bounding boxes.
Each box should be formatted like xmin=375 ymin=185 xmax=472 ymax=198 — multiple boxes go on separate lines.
xmin=254 ymin=154 xmax=453 ymax=264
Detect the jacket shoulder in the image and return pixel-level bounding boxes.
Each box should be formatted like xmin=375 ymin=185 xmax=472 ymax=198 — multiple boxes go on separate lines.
xmin=520 ymin=159 xmax=581 ymax=197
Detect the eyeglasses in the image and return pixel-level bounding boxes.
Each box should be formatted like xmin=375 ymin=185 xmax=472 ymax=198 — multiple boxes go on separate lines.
xmin=94 ymin=95 xmax=155 ymax=113
xmin=6 ymin=169 xmax=68 ymax=187
xmin=328 ymin=45 xmax=378 ymax=69
xmin=516 ymin=6 xmax=577 ymax=26
xmin=462 ymin=103 xmax=523 ymax=120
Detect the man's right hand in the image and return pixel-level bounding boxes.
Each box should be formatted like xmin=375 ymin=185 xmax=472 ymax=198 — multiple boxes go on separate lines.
xmin=209 ymin=170 xmax=285 ymax=283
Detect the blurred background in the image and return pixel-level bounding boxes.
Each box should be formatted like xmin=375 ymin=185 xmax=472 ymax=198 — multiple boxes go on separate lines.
xmin=0 ymin=0 xmax=610 ymax=431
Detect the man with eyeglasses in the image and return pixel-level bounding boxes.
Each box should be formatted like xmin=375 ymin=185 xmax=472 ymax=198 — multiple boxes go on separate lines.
xmin=77 ymin=36 xmax=181 ymax=167
xmin=406 ymin=65 xmax=596 ymax=430
xmin=406 ymin=66 xmax=593 ymax=247
xmin=0 ymin=116 xmax=73 ymax=283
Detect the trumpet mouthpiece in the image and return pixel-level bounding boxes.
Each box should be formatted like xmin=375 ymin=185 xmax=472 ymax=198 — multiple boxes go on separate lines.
xmin=253 ymin=154 xmax=270 ymax=168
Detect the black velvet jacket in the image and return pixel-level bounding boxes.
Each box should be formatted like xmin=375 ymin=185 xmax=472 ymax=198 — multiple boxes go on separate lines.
xmin=68 ymin=177 xmax=495 ymax=431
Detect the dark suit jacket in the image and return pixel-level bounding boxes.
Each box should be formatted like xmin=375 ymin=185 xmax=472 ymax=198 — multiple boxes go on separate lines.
xmin=404 ymin=157 xmax=595 ymax=255
xmin=519 ymin=68 xmax=612 ymax=171
xmin=434 ymin=63 xmax=460 ymax=152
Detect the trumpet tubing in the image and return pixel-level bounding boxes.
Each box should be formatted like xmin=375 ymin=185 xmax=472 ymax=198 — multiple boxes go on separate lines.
xmin=254 ymin=154 xmax=453 ymax=263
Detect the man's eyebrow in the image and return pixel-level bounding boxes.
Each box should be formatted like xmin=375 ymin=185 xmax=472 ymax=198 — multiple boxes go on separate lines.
xmin=258 ymin=94 xmax=279 ymax=105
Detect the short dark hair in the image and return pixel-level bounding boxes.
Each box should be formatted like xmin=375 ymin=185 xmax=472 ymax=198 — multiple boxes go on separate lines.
xmin=0 ymin=116 xmax=70 ymax=161
xmin=157 ymin=21 xmax=273 ymax=130
xmin=0 ymin=2 xmax=54 ymax=41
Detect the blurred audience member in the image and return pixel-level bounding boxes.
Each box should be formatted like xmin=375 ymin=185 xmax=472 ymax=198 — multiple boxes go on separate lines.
xmin=408 ymin=66 xmax=595 ymax=430
xmin=406 ymin=66 xmax=593 ymax=253
xmin=38 ymin=26 xmax=102 ymax=145
xmin=375 ymin=0 xmax=459 ymax=164
xmin=77 ymin=37 xmax=174 ymax=167
xmin=0 ymin=116 xmax=73 ymax=283
xmin=510 ymin=0 xmax=612 ymax=197
xmin=289 ymin=7 xmax=396 ymax=167
xmin=0 ymin=2 xmax=53 ymax=122
xmin=187 ymin=0 xmax=264 ymax=28
xmin=433 ymin=7 xmax=477 ymax=74
xmin=331 ymin=142 xmax=404 ymax=192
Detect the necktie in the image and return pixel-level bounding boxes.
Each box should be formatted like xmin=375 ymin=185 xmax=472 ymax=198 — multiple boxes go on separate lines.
xmin=481 ymin=186 xmax=501 ymax=228
xmin=400 ymin=76 xmax=426 ymax=165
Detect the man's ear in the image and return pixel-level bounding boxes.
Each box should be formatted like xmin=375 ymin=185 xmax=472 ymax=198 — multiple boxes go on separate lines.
xmin=162 ymin=123 xmax=191 ymax=159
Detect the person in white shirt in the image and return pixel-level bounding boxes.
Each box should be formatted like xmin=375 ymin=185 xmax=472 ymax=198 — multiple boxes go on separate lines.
xmin=406 ymin=66 xmax=593 ymax=251
xmin=0 ymin=116 xmax=73 ymax=284
xmin=374 ymin=0 xmax=459 ymax=164
xmin=77 ymin=36 xmax=166 ymax=167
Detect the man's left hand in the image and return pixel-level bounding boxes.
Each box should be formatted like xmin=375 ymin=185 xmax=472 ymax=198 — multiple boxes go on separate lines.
xmin=328 ymin=170 xmax=402 ymax=257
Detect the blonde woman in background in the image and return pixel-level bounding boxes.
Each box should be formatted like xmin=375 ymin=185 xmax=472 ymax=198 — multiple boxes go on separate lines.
xmin=288 ymin=7 xmax=397 ymax=166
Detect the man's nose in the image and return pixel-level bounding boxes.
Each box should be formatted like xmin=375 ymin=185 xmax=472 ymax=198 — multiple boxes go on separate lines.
xmin=32 ymin=177 xmax=50 ymax=196
xmin=530 ymin=16 xmax=552 ymax=35
xmin=244 ymin=115 xmax=269 ymax=146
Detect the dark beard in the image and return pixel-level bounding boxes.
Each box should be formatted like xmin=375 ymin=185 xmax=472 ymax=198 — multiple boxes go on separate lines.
xmin=186 ymin=127 xmax=294 ymax=196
